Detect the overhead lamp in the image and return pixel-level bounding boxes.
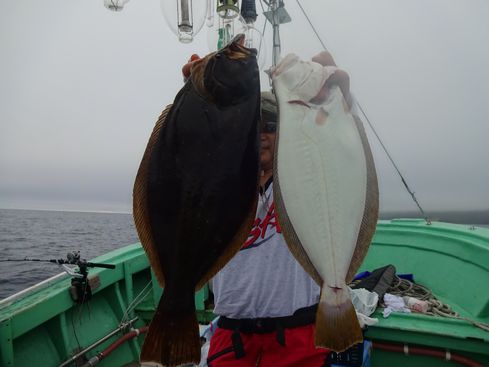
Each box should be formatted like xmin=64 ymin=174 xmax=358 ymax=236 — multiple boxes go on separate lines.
xmin=208 ymin=0 xmax=241 ymax=52
xmin=241 ymin=0 xmax=257 ymax=24
xmin=243 ymin=25 xmax=267 ymax=69
xmin=240 ymin=0 xmax=266 ymax=69
xmin=208 ymin=0 xmax=266 ymax=69
xmin=161 ymin=0 xmax=207 ymax=43
xmin=207 ymin=12 xmax=246 ymax=52
xmin=217 ymin=0 xmax=239 ymax=19
xmin=206 ymin=0 xmax=215 ymax=27
xmin=207 ymin=16 xmax=266 ymax=69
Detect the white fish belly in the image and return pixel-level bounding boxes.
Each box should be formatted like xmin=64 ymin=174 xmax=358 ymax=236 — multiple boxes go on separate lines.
xmin=275 ymin=86 xmax=367 ymax=287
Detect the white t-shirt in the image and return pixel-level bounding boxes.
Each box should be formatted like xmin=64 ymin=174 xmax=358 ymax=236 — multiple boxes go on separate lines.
xmin=211 ymin=180 xmax=320 ymax=319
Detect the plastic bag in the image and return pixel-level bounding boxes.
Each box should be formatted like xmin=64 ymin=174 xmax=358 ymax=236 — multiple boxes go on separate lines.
xmin=350 ymin=287 xmax=379 ymax=317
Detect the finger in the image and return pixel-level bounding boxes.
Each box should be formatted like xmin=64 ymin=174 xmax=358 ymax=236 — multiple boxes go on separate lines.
xmin=182 ymin=62 xmax=193 ymax=79
xmin=310 ymin=84 xmax=329 ymax=104
xmin=182 ymin=55 xmax=201 ymax=79
xmin=310 ymin=69 xmax=351 ymax=106
xmin=312 ymin=51 xmax=336 ymax=67
xmin=189 ymin=54 xmax=201 ymax=62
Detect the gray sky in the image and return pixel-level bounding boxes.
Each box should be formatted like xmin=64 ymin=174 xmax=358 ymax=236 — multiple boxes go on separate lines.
xmin=1 ymin=0 xmax=488 ymax=213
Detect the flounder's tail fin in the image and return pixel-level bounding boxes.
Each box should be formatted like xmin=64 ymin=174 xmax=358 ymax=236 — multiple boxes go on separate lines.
xmin=315 ymin=285 xmax=363 ymax=353
xmin=140 ymin=290 xmax=200 ymax=367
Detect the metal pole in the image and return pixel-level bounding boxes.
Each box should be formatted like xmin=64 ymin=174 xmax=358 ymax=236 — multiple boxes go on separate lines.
xmin=271 ymin=0 xmax=281 ymax=66
xmin=58 ymin=318 xmax=138 ymax=367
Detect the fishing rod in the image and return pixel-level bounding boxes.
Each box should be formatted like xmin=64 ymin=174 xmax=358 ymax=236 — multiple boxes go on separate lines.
xmin=1 ymin=251 xmax=116 ymax=303
xmin=1 ymin=252 xmax=115 ymax=269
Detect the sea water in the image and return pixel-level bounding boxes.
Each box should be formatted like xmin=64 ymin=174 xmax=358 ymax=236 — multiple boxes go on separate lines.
xmin=0 ymin=208 xmax=138 ymax=299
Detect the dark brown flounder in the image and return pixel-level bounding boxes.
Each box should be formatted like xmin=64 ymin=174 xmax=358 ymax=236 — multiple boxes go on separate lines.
xmin=133 ymin=36 xmax=260 ymax=367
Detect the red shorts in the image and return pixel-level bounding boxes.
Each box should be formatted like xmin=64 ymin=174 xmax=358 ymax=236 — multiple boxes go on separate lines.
xmin=206 ymin=324 xmax=330 ymax=367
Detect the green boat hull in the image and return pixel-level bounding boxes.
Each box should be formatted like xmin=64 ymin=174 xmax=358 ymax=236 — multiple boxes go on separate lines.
xmin=362 ymin=219 xmax=489 ymax=366
xmin=1 ymin=219 xmax=488 ymax=367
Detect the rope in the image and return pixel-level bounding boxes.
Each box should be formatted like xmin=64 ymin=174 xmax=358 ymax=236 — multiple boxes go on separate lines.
xmin=388 ymin=276 xmax=432 ymax=301
xmin=356 ymin=103 xmax=431 ymax=224
xmin=294 ymin=0 xmax=431 ymax=224
xmin=387 ymin=276 xmax=489 ymax=332
xmin=295 ymin=0 xmax=328 ymax=51
xmin=120 ymin=280 xmax=153 ymax=325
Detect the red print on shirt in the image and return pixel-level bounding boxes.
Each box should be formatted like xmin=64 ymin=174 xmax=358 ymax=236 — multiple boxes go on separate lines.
xmin=241 ymin=202 xmax=282 ymax=250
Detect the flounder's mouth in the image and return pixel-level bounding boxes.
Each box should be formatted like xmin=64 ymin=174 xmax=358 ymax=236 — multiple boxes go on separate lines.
xmin=190 ymin=33 xmax=259 ymax=103
xmin=223 ymin=34 xmax=258 ymax=60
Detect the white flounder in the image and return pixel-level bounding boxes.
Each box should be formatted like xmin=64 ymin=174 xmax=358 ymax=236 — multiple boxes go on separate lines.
xmin=272 ymin=53 xmax=379 ymax=352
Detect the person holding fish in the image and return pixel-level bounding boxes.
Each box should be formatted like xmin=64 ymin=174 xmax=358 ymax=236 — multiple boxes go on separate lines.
xmin=205 ymin=90 xmax=329 ymax=367
xmin=178 ymin=50 xmax=363 ymax=367
xmin=136 ymin=36 xmax=376 ymax=366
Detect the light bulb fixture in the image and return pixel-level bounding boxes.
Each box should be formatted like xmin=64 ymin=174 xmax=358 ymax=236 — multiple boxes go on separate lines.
xmin=161 ymin=0 xmax=207 ymax=43
xmin=207 ymin=14 xmax=245 ymax=52
xmin=207 ymin=15 xmax=266 ymax=69
xmin=243 ymin=25 xmax=267 ymax=69
xmin=217 ymin=0 xmax=239 ymax=20
xmin=104 ymin=0 xmax=130 ymax=12
xmin=239 ymin=1 xmax=266 ymax=68
xmin=206 ymin=0 xmax=215 ymax=27
xmin=240 ymin=0 xmax=257 ymax=24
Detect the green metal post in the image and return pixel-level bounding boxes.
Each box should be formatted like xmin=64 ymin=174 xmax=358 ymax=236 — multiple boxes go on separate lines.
xmin=0 ymin=319 xmax=14 ymax=366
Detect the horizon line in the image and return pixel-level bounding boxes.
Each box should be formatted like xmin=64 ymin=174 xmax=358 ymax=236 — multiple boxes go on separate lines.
xmin=0 ymin=207 xmax=132 ymax=215
xmin=1 ymin=206 xmax=488 ymax=215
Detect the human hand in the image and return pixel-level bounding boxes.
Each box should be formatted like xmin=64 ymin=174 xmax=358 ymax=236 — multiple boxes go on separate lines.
xmin=311 ymin=51 xmax=351 ymax=107
xmin=182 ymin=54 xmax=201 ymax=81
xmin=312 ymin=51 xmax=337 ymax=67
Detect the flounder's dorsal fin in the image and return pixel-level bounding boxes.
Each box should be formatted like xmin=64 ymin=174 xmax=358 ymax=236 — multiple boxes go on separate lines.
xmin=345 ymin=114 xmax=379 ymax=283
xmin=133 ymin=105 xmax=172 ymax=288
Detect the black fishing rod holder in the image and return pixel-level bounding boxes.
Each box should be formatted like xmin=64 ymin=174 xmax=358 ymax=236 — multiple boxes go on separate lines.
xmin=70 ymin=277 xmax=94 ymax=304
xmin=59 ymin=251 xmax=116 ymax=304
